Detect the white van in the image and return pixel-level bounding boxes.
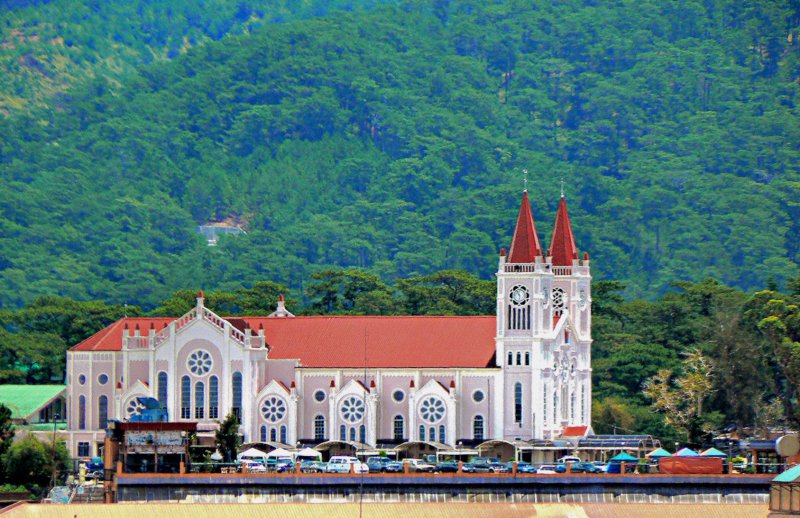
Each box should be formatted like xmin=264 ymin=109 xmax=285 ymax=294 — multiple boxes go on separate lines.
xmin=325 ymin=456 xmax=368 ymax=474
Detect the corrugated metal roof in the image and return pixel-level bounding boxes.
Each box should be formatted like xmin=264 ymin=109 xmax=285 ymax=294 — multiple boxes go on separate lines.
xmin=774 ymin=464 xmax=800 ymax=482
xmin=0 ymin=385 xmax=64 ymax=419
xmin=0 ymin=503 xmax=769 ymax=518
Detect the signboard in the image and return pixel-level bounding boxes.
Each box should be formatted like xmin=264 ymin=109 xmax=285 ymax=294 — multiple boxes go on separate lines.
xmin=126 ymin=431 xmax=185 ymax=453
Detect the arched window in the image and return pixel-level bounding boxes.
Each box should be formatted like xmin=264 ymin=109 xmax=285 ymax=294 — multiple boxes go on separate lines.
xmin=314 ymin=415 xmax=325 ymax=441
xmin=516 ymin=352 xmax=522 ymax=365
xmin=438 ymin=425 xmax=445 ymax=444
xmin=524 ymin=352 xmax=530 ymax=366
xmin=209 ymin=376 xmax=219 ymax=419
xmin=419 ymin=425 xmax=425 ymax=441
xmin=428 ymin=427 xmax=435 ymax=442
xmin=349 ymin=427 xmax=356 ymax=441
xmin=570 ymin=391 xmax=576 ymax=421
xmin=359 ymin=425 xmax=366 ymax=444
xmin=473 ymin=415 xmax=484 ymax=440
xmin=181 ymin=376 xmax=191 ymax=419
xmin=507 ymin=351 xmax=513 ymax=366
xmin=194 ymin=381 xmax=205 ymax=419
xmin=280 ymin=425 xmax=287 ymax=444
xmin=78 ymin=395 xmax=86 ymax=430
xmin=98 ymin=395 xmax=108 ymax=430
xmin=260 ymin=425 xmax=267 ymax=442
xmin=270 ymin=427 xmax=277 ymax=442
xmin=157 ymin=372 xmax=168 ymax=410
xmin=514 ymin=383 xmax=522 ymax=424
xmin=393 ymin=416 xmax=404 ymax=442
xmin=340 ymin=425 xmax=346 ymax=441
xmin=232 ymin=372 xmax=242 ymax=421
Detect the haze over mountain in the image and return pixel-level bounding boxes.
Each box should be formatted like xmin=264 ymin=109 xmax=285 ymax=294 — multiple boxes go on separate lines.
xmin=0 ymin=0 xmax=798 ymax=310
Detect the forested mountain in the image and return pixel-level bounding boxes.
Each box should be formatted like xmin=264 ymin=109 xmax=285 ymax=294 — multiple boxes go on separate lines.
xmin=0 ymin=0 xmax=799 ymax=310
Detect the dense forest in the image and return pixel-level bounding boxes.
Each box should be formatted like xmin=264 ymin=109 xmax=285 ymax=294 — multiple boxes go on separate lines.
xmin=0 ymin=0 xmax=797 ymax=311
xmin=1 ymin=271 xmax=799 ymax=447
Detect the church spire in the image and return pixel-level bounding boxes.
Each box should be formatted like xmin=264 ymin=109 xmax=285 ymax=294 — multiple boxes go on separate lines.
xmin=547 ymin=195 xmax=578 ymax=266
xmin=507 ymin=191 xmax=542 ymax=263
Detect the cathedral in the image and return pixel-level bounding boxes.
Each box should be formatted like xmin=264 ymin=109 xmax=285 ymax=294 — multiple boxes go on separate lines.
xmin=65 ymin=190 xmax=592 ymax=459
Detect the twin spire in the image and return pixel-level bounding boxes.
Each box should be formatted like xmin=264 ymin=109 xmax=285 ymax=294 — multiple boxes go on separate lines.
xmin=507 ymin=191 xmax=579 ymax=266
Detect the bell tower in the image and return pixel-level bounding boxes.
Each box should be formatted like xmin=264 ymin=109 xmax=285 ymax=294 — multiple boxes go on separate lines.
xmin=496 ymin=190 xmax=592 ymax=440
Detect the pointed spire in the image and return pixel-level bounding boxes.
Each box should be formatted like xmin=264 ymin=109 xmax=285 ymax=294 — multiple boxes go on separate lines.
xmin=547 ymin=195 xmax=579 ymax=266
xmin=507 ymin=191 xmax=542 ymax=263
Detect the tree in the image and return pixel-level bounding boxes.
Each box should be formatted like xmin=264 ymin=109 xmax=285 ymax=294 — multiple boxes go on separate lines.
xmin=215 ymin=412 xmax=241 ymax=463
xmin=305 ymin=269 xmax=396 ymax=314
xmin=643 ymin=350 xmax=715 ymax=444
xmin=0 ymin=404 xmax=14 ymax=468
xmin=397 ymin=270 xmax=494 ymax=315
xmin=2 ymin=435 xmax=68 ymax=490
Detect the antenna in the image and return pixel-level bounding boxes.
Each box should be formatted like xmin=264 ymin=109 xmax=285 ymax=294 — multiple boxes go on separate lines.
xmin=523 ymin=169 xmax=528 ymax=192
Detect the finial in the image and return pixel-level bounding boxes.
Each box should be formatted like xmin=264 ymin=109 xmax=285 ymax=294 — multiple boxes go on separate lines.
xmin=522 ymin=169 xmax=528 ymax=192
xmin=560 ymin=177 xmax=565 ymax=198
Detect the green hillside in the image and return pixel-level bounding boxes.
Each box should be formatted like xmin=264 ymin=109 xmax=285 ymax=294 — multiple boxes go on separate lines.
xmin=0 ymin=0 xmax=799 ymax=309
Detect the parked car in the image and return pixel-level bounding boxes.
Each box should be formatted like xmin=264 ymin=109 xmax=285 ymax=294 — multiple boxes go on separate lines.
xmin=512 ymin=462 xmax=538 ymax=474
xmin=592 ymin=462 xmax=609 ymax=473
xmin=275 ymin=459 xmax=295 ymax=473
xmin=462 ymin=459 xmax=492 ymax=473
xmin=557 ymin=455 xmax=581 ymax=464
xmin=366 ymin=457 xmax=403 ymax=473
xmin=325 ymin=456 xmax=368 ymax=474
xmin=241 ymin=460 xmax=267 ymax=473
xmin=404 ymin=458 xmax=436 ymax=473
xmin=435 ymin=460 xmax=460 ymax=473
xmin=555 ymin=461 xmax=599 ymax=474
xmin=536 ymin=464 xmax=557 ymax=474
xmin=488 ymin=461 xmax=510 ymax=473
xmin=300 ymin=460 xmax=327 ymax=473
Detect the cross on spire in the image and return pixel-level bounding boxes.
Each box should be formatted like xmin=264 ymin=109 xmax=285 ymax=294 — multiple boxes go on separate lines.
xmin=523 ymin=169 xmax=528 ymax=192
xmin=560 ymin=177 xmax=565 ymax=198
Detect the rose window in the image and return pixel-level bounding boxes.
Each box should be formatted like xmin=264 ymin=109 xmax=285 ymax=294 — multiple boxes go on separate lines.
xmin=126 ymin=397 xmax=146 ymax=418
xmin=419 ymin=397 xmax=446 ymax=424
xmin=187 ymin=350 xmax=213 ymax=376
xmin=340 ymin=396 xmax=365 ymax=423
xmin=261 ymin=396 xmax=287 ymax=423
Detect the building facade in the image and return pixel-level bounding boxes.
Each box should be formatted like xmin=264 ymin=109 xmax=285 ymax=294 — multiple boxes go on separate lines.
xmin=65 ymin=191 xmax=591 ymax=458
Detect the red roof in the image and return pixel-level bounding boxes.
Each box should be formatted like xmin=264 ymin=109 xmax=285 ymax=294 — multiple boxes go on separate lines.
xmin=72 ymin=318 xmax=174 ymax=351
xmin=71 ymin=316 xmax=497 ymax=369
xmin=547 ymin=196 xmax=578 ymax=266
xmin=507 ymin=191 xmax=542 ymax=263
xmin=561 ymin=425 xmax=588 ymax=437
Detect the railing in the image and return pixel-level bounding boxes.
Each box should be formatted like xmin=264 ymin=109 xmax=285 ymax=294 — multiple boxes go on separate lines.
xmin=551 ymin=266 xmax=572 ymax=276
xmin=125 ymin=336 xmax=151 ymax=350
xmin=153 ymin=327 xmax=170 ymax=347
xmin=202 ymin=307 xmax=246 ymax=346
xmin=175 ymin=309 xmax=197 ymax=332
xmin=503 ymin=264 xmax=537 ymax=273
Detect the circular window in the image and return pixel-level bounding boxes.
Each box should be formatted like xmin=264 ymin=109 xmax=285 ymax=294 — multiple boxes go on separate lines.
xmin=340 ymin=396 xmax=365 ymax=423
xmin=419 ymin=396 xmax=446 ymax=424
xmin=472 ymin=390 xmax=485 ymax=403
xmin=510 ymin=285 xmax=530 ymax=306
xmin=78 ymin=374 xmax=86 ymax=385
xmin=261 ymin=396 xmax=287 ymax=423
xmin=392 ymin=390 xmax=405 ymax=403
xmin=126 ymin=397 xmax=146 ymax=418
xmin=98 ymin=374 xmax=108 ymax=385
xmin=187 ymin=350 xmax=213 ymax=376
xmin=314 ymin=390 xmax=326 ymax=402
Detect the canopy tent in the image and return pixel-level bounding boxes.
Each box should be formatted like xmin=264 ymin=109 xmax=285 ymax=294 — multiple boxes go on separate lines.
xmin=237 ymin=447 xmax=268 ymax=461
xmin=294 ymin=447 xmax=322 ymax=460
xmin=675 ymin=448 xmax=700 ymax=457
xmin=608 ymin=452 xmax=638 ymax=462
xmin=266 ymin=447 xmax=293 ymax=459
xmin=646 ymin=448 xmax=672 ymax=458
xmin=701 ymin=448 xmax=728 ymax=458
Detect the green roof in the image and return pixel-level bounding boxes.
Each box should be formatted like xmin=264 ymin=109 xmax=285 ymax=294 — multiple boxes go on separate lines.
xmin=701 ymin=448 xmax=728 ymax=457
xmin=647 ymin=447 xmax=672 ymax=458
xmin=774 ymin=464 xmax=800 ymax=483
xmin=609 ymin=452 xmax=638 ymax=462
xmin=0 ymin=385 xmax=65 ymax=419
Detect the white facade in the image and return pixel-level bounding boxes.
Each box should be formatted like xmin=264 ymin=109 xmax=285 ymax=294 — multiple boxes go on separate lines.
xmin=65 ymin=192 xmax=592 ymax=458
